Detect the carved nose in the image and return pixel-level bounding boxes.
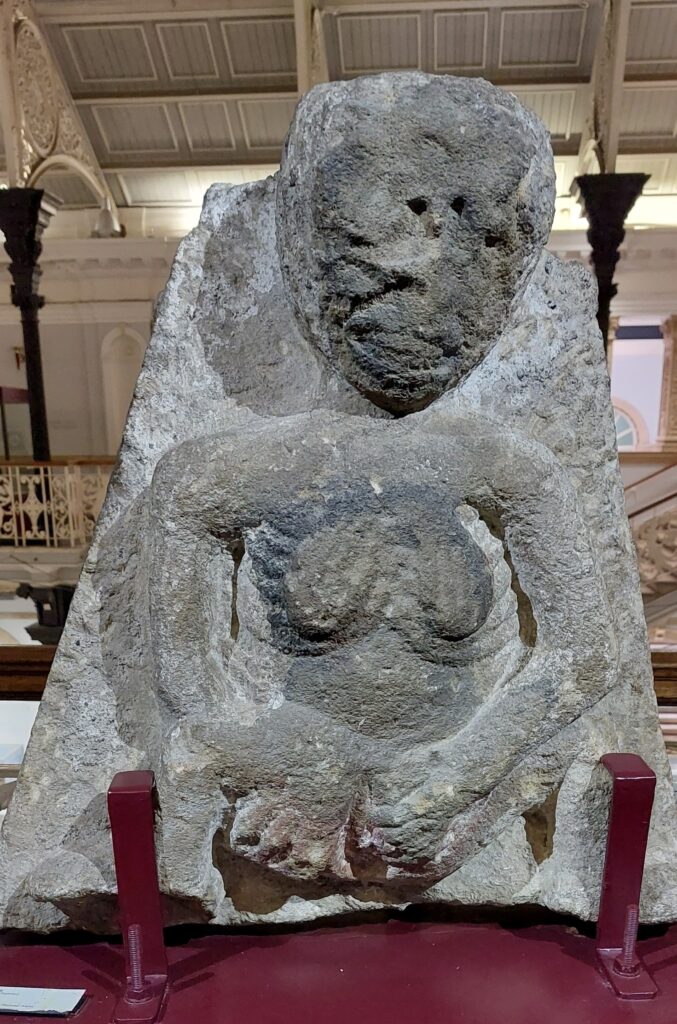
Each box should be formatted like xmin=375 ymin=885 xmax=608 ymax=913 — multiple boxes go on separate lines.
xmin=406 ymin=197 xmax=441 ymax=239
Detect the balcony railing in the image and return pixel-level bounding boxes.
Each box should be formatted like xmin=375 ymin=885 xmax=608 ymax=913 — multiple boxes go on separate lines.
xmin=0 ymin=460 xmax=113 ymax=548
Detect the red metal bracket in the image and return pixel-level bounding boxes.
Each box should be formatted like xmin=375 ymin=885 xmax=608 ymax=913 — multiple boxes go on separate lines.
xmin=108 ymin=771 xmax=169 ymax=1023
xmin=596 ymin=753 xmax=657 ymax=1000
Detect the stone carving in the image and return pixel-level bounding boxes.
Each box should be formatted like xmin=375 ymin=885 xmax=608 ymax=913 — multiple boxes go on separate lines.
xmin=56 ymin=107 xmax=100 ymax=179
xmin=3 ymin=2 xmax=114 ymax=208
xmin=278 ymin=76 xmax=553 ymax=412
xmin=659 ymin=316 xmax=677 ymax=449
xmin=634 ymin=506 xmax=677 ymax=597
xmin=14 ymin=20 xmax=58 ymax=158
xmin=2 ymin=73 xmax=677 ymax=933
xmin=156 ymin=412 xmax=615 ymax=897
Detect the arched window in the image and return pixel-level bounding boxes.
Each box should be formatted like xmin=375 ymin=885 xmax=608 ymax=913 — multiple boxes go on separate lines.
xmin=614 ymin=408 xmax=638 ymax=449
xmin=100 ymin=326 xmax=146 ymax=455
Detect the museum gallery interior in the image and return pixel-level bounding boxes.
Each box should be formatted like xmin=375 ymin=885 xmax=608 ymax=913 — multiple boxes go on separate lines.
xmin=2 ymin=0 xmax=677 ymax=1021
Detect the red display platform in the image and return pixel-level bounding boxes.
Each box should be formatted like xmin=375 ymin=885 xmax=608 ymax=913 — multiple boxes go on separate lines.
xmin=2 ymin=918 xmax=677 ymax=1024
xmin=0 ymin=755 xmax=671 ymax=1022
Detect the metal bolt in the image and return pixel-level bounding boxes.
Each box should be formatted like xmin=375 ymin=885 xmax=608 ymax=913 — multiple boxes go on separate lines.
xmin=613 ymin=903 xmax=640 ymax=977
xmin=127 ymin=923 xmax=151 ymax=1002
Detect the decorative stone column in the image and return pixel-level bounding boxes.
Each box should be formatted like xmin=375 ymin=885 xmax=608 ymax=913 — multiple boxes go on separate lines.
xmin=658 ymin=315 xmax=677 ymax=452
xmin=572 ymin=173 xmax=649 ymax=349
xmin=0 ymin=187 xmax=60 ymax=461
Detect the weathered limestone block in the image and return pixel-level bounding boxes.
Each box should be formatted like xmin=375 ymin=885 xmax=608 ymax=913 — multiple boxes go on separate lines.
xmin=1 ymin=72 xmax=676 ymax=934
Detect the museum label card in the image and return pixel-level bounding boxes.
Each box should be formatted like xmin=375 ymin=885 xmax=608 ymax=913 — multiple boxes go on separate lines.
xmin=0 ymin=986 xmax=86 ymax=1016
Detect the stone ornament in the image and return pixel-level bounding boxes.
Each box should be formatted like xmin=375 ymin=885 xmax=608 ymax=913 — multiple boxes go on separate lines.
xmin=56 ymin=106 xmax=100 ymax=179
xmin=155 ymin=412 xmax=614 ymax=896
xmin=634 ymin=510 xmax=677 ymax=597
xmin=1 ymin=73 xmax=676 ymax=933
xmin=3 ymin=3 xmax=112 ymax=211
xmin=14 ymin=19 xmax=58 ymax=158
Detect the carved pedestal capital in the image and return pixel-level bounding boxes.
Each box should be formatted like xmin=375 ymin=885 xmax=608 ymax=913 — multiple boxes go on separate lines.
xmin=0 ymin=187 xmax=58 ymax=303
xmin=0 ymin=187 xmax=60 ymax=461
xmin=572 ymin=173 xmax=649 ymax=347
xmin=16 ymin=583 xmax=74 ymax=645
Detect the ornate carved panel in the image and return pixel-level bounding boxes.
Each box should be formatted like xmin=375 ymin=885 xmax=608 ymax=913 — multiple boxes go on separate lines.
xmin=0 ymin=0 xmax=117 ymax=215
xmin=633 ymin=505 xmax=677 ymax=596
xmin=659 ymin=316 xmax=677 ymax=447
xmin=14 ymin=19 xmax=58 ymax=158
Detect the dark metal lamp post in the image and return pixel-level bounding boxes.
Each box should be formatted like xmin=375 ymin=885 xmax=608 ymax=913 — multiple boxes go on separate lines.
xmin=0 ymin=187 xmax=61 ymax=462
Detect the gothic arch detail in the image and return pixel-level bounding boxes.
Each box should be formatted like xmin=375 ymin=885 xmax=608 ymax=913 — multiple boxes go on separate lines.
xmin=101 ymin=326 xmax=146 ymax=455
xmin=0 ymin=0 xmax=118 ymax=218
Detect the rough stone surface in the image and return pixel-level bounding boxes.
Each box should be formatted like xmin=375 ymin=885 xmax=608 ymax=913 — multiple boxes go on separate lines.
xmin=277 ymin=75 xmax=554 ymax=413
xmin=1 ymin=71 xmax=676 ymax=934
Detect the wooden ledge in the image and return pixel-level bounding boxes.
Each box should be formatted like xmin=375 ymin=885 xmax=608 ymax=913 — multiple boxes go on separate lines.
xmin=652 ymin=650 xmax=677 ymax=703
xmin=0 ymin=646 xmax=55 ymax=700
xmin=1 ymin=647 xmax=677 ymax=704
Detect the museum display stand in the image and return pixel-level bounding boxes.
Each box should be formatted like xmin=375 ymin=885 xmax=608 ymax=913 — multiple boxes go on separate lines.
xmin=2 ymin=754 xmax=677 ymax=1023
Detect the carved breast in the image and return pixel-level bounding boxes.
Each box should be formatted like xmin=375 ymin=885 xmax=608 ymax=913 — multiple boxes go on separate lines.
xmin=283 ymin=506 xmax=493 ymax=650
xmin=241 ymin=486 xmax=523 ymax=742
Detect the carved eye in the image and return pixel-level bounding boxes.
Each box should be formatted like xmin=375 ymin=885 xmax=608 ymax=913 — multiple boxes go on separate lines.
xmin=406 ymin=197 xmax=428 ymax=216
xmin=484 ymin=233 xmax=502 ymax=248
xmin=346 ymin=231 xmax=374 ymax=248
xmin=451 ymin=196 xmax=465 ymax=215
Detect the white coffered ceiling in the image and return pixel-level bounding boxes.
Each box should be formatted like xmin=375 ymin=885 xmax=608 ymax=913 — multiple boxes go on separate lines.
xmin=2 ymin=0 xmax=676 ymax=225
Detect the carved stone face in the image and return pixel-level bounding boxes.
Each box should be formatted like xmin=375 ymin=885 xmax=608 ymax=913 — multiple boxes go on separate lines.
xmin=277 ymin=73 xmax=556 ymax=413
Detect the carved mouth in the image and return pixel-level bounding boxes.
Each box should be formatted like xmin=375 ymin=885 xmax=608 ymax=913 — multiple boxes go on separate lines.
xmin=344 ymin=271 xmax=425 ymax=323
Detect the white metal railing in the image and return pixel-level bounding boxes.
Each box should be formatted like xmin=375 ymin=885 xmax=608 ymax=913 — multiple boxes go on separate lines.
xmin=0 ymin=462 xmax=112 ymax=547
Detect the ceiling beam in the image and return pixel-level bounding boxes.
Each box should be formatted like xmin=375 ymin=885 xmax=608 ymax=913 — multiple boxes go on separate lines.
xmin=318 ymin=0 xmax=594 ymax=8
xmin=0 ymin=0 xmax=22 ymax=184
xmin=579 ymin=0 xmax=632 ymax=174
xmin=36 ymin=0 xmax=588 ymax=22
xmin=36 ymin=0 xmax=293 ymax=22
xmin=75 ymin=92 xmax=298 ymax=107
xmin=66 ymin=75 xmax=677 ymax=107
xmin=311 ymin=7 xmax=330 ymax=85
xmin=293 ymin=0 xmax=312 ymax=95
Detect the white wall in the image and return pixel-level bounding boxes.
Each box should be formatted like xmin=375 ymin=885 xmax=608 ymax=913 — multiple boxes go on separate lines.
xmin=0 ymin=237 xmax=174 ymax=459
xmin=0 ymin=702 xmax=38 ymax=753
xmin=0 ymin=230 xmax=674 ymax=461
xmin=0 ymin=317 xmax=150 ymax=456
xmin=611 ymin=337 xmax=664 ymax=445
